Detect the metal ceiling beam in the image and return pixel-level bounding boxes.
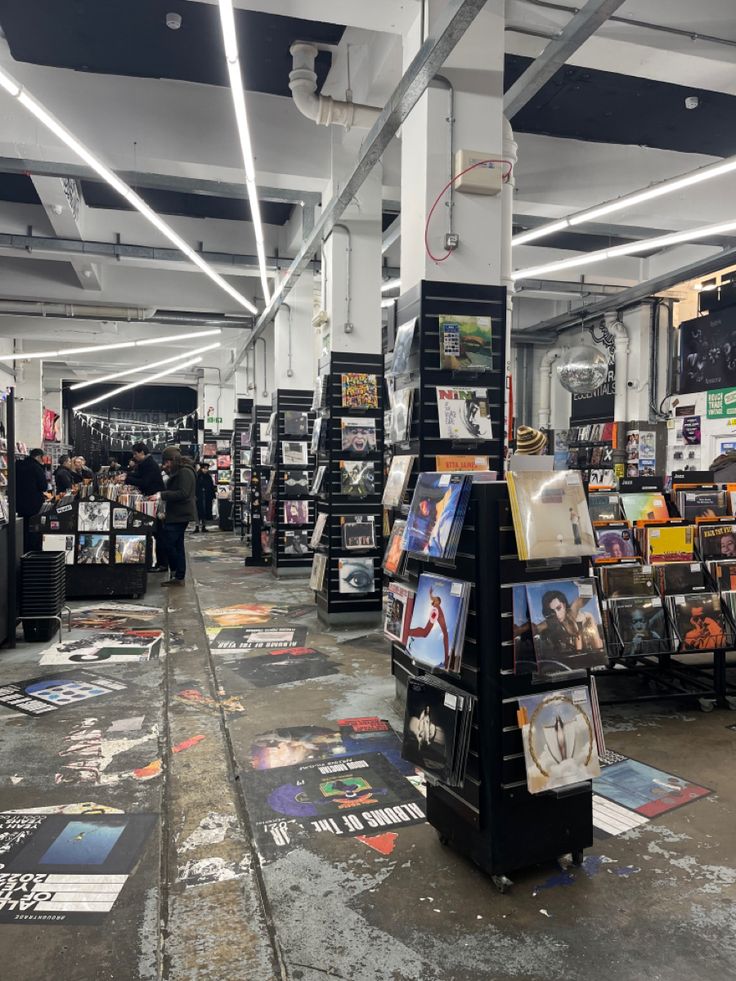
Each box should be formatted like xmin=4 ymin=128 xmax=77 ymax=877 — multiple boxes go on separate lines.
xmin=503 ymin=0 xmax=627 ymax=119
xmin=515 ymin=277 xmax=627 ymax=296
xmin=382 ymin=215 xmax=401 ymax=254
xmin=514 ymin=213 xmax=736 ymax=250
xmin=524 ymin=247 xmax=736 ymax=335
xmin=230 ymin=0 xmax=489 ymax=377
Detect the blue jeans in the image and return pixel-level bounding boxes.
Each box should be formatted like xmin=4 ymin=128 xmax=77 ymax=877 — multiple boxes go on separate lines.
xmin=162 ymin=522 xmax=188 ymax=580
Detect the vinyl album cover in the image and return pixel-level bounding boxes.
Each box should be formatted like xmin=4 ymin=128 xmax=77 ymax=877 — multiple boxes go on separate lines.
xmin=310 ymin=416 xmax=323 ymax=456
xmin=588 ymin=493 xmax=622 ymax=522
xmin=339 ymin=460 xmax=375 ymax=498
xmin=310 ymin=512 xmax=327 ymax=548
xmin=209 ymin=626 xmax=308 ymax=651
xmin=310 ymin=464 xmax=327 ymax=496
xmin=599 ymin=564 xmax=656 ymax=597
xmin=706 ymin=559 xmax=736 ymax=592
xmin=284 ymin=470 xmax=310 ymax=493
xmin=384 ymin=582 xmax=415 ymax=644
xmin=78 ymin=500 xmax=110 ymax=532
xmin=338 ymin=557 xmax=375 ymax=594
xmin=311 ymin=376 xmax=324 ymax=411
xmin=240 ymin=427 xmax=253 ymax=448
xmin=341 ymin=372 xmax=379 ymax=409
xmin=671 ymin=593 xmax=728 ymax=650
xmin=625 ymin=430 xmax=640 ymax=462
xmin=42 ymin=534 xmax=75 ymax=564
xmin=390 ymin=318 xmax=416 ymax=376
xmin=382 ymin=456 xmax=414 ymax=507
xmin=403 ymin=473 xmax=471 ymax=559
xmin=435 ymin=387 xmax=492 ymax=440
xmin=202 ymin=442 xmax=217 ymax=458
xmin=340 ymin=418 xmax=377 ymax=454
xmin=699 ymin=523 xmax=736 ymax=559
xmin=382 ymin=519 xmax=407 ymax=575
xmin=406 ymin=573 xmax=469 ymax=673
xmin=0 ymin=671 xmax=127 ymax=717
xmin=593 ymin=757 xmax=711 ymax=818
xmin=284 ymin=411 xmax=309 ymax=437
xmin=438 ymin=314 xmax=493 ymax=370
xmin=389 ymin=388 xmax=413 ymax=444
xmin=526 ymin=578 xmax=607 ymax=676
xmin=680 ymin=490 xmax=728 ymax=521
xmin=512 ymin=584 xmax=537 ymax=674
xmin=282 ymin=441 xmax=309 ymax=467
xmin=595 ymin=525 xmax=636 ymax=560
xmin=341 ymin=516 xmax=376 ymax=550
xmin=619 ymin=492 xmax=669 ymax=523
xmin=609 ymin=596 xmax=668 ymax=656
xmin=646 ymin=524 xmax=694 ymax=563
xmin=401 ymin=677 xmax=459 ymax=779
xmin=656 ymin=561 xmax=705 ymax=595
xmin=517 ymin=686 xmax=600 ymax=794
xmin=217 ymin=454 xmax=232 ymax=469
xmin=284 ymin=530 xmax=310 ymax=555
xmin=310 ymin=552 xmax=327 ymax=591
xmin=228 ymin=647 xmax=339 ymax=688
xmin=39 ymin=630 xmax=163 ymax=665
xmin=283 ymin=500 xmax=309 ymax=526
xmin=77 ymin=534 xmax=111 ymax=565
xmin=114 ymin=534 xmax=147 ymax=564
xmin=435 ymin=454 xmax=490 ymax=473
xmin=507 ymin=471 xmax=596 ymax=561
xmin=259 ymin=422 xmax=270 ymax=443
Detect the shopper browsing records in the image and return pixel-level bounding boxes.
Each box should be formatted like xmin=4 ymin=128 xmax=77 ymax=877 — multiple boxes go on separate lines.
xmin=15 ymin=448 xmax=49 ymax=549
xmin=53 ymin=454 xmax=76 ymax=494
xmin=514 ymin=425 xmax=547 ymax=455
xmin=194 ymin=462 xmax=216 ymax=533
xmin=75 ymin=456 xmax=93 ymax=481
xmin=125 ymin=442 xmax=165 ymax=496
xmin=159 ymin=448 xmax=197 ymax=586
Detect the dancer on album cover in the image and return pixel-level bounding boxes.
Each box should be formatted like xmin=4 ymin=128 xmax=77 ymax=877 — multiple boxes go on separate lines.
xmin=407 ymin=586 xmax=451 ymax=669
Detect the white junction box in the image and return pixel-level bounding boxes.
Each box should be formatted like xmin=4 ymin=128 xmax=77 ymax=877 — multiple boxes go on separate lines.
xmin=453 ymin=149 xmax=504 ymax=195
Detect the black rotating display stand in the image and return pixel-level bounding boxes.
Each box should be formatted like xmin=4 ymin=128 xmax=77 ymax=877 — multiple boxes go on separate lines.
xmin=268 ymin=389 xmax=315 ymax=577
xmin=313 ymin=352 xmax=384 ymax=626
xmin=245 ymin=405 xmax=272 ymax=566
xmin=231 ymin=401 xmax=253 ymax=536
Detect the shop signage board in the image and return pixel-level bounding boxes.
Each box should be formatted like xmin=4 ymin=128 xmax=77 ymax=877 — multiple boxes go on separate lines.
xmin=706 ymin=387 xmax=736 ymax=419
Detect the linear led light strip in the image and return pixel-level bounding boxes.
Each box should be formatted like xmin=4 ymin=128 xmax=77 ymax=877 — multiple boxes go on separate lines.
xmin=513 ymin=152 xmax=736 ymax=247
xmin=69 ymin=342 xmax=221 ymax=390
xmin=0 ymin=68 xmax=258 ymax=315
xmin=74 ymin=355 xmax=204 ymax=412
xmin=512 ymin=216 xmax=736 ymax=281
xmin=218 ymin=0 xmax=270 ymax=305
xmin=0 ymin=327 xmax=221 ymax=362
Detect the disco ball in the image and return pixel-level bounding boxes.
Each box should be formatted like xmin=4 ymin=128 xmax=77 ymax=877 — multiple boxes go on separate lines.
xmin=556 ymin=344 xmax=609 ymax=395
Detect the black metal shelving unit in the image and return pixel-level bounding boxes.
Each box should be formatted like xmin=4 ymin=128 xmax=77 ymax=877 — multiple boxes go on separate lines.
xmin=231 ymin=404 xmax=253 ymax=539
xmin=268 ymin=389 xmax=314 ymax=577
xmin=312 ymin=352 xmax=384 ymax=626
xmin=246 ymin=405 xmax=272 ymax=566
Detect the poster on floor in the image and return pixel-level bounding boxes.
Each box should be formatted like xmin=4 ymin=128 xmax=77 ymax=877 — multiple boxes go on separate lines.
xmin=70 ymin=605 xmax=163 ymax=630
xmin=39 ymin=631 xmax=163 ymax=666
xmin=0 ymin=812 xmax=156 ymax=924
xmin=207 ymin=627 xmax=308 ymax=652
xmin=0 ymin=671 xmax=128 ymax=717
xmin=224 ymin=648 xmax=338 ymax=688
xmin=593 ymin=756 xmax=711 ymax=818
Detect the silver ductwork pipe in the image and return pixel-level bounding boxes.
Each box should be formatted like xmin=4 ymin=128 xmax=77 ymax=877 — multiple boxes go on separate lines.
xmin=0 ymin=300 xmax=251 ymax=329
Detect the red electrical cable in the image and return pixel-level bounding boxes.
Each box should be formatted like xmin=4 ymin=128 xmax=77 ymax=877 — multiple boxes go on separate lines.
xmin=424 ymin=158 xmax=514 ymax=263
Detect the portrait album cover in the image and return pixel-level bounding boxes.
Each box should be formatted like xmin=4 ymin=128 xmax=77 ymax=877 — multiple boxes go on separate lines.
xmin=507 ymin=470 xmax=596 ymax=561
xmin=525 ymin=578 xmax=607 ymax=676
xmin=78 ymin=500 xmax=110 ymax=532
xmin=435 ymin=387 xmax=493 ymax=440
xmin=284 ymin=530 xmax=310 ymax=556
xmin=338 ymin=557 xmax=375 ymax=595
xmin=340 ymin=372 xmax=379 ymax=409
xmin=607 ymin=596 xmax=668 ymax=657
xmin=402 ymin=675 xmax=474 ymax=787
xmin=698 ymin=522 xmax=736 ymax=560
xmin=340 ymin=417 xmax=377 ymax=454
xmin=594 ymin=524 xmax=636 ymax=560
xmin=655 ymin=561 xmax=706 ymax=595
xmin=283 ymin=500 xmax=309 ymax=526
xmin=339 ymin=460 xmax=375 ymax=498
xmin=389 ymin=318 xmax=416 ymax=377
xmin=405 ymin=573 xmax=471 ymax=674
xmin=382 ymin=455 xmax=414 ymax=507
xmin=517 ymin=685 xmax=600 ymax=794
xmin=666 ymin=593 xmax=728 ymax=651
xmin=383 ymin=581 xmax=415 ymax=645
xmin=403 ymin=472 xmax=472 ymax=561
xmin=678 ymin=489 xmax=728 ymax=521
xmin=438 ymin=314 xmax=493 ymax=370
xmin=77 ymin=534 xmax=111 ymax=565
xmin=512 ymin=583 xmax=537 ymax=675
xmin=619 ymin=492 xmax=669 ymax=523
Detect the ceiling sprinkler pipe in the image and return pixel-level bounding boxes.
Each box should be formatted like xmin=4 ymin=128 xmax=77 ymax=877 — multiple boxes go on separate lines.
xmin=537 ymin=345 xmax=569 ymax=430
xmin=289 ymin=42 xmax=381 ymax=130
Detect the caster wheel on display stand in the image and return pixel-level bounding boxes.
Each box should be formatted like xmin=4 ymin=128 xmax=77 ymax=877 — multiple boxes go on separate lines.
xmin=491 ymin=874 xmax=513 ymax=894
xmin=571 ymin=850 xmax=584 ymax=866
xmin=699 ymin=698 xmax=716 ymax=713
xmin=725 ymin=696 xmax=736 ymax=711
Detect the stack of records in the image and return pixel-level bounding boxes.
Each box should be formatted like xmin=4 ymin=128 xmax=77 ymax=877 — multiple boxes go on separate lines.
xmin=720 ymin=590 xmax=736 ymax=626
xmin=588 ymin=492 xmax=622 ymax=522
xmin=403 ymin=473 xmax=472 ymax=560
xmin=598 ymin=563 xmax=657 ymax=598
xmin=705 ymin=559 xmax=736 ymax=591
xmin=401 ymin=675 xmax=475 ymax=787
xmin=405 ymin=573 xmax=471 ymax=674
xmin=656 ymin=562 xmax=706 ymax=595
xmin=382 ymin=519 xmax=408 ymax=577
xmin=384 ymin=581 xmax=415 ymax=645
xmin=21 ymin=551 xmax=66 ymax=617
xmin=664 ymin=592 xmax=729 ymax=651
xmin=675 ymin=488 xmax=728 ymax=521
xmin=507 ymin=470 xmax=595 ymax=561
xmin=606 ymin=595 xmax=668 ymax=657
xmin=698 ymin=523 xmax=736 ymax=561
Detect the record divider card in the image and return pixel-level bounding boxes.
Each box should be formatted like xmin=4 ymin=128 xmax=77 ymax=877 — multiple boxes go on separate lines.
xmin=269 ymin=390 xmax=315 ymax=578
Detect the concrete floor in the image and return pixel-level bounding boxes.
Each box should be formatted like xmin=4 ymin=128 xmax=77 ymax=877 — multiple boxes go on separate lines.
xmin=1 ymin=529 xmax=735 ymax=980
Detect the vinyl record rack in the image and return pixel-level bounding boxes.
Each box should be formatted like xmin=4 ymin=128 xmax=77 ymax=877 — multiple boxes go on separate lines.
xmin=231 ymin=405 xmax=253 ymax=538
xmin=246 ymin=405 xmax=273 ymax=566
xmin=391 ymin=481 xmax=593 ymax=889
xmin=268 ymin=389 xmax=315 ymax=577
xmin=312 ymin=352 xmax=385 ymax=626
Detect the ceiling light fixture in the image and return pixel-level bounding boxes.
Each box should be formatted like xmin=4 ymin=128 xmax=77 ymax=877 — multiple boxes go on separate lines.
xmin=0 ymin=327 xmax=222 ymax=362
xmin=73 ymin=356 xmax=204 ymax=412
xmin=69 ymin=342 xmax=221 ymax=390
xmin=513 ymin=152 xmax=736 ymax=248
xmin=0 ymin=65 xmax=258 ymax=315
xmin=512 ymin=217 xmax=736 ymax=281
xmin=217 ymin=0 xmax=271 ymax=306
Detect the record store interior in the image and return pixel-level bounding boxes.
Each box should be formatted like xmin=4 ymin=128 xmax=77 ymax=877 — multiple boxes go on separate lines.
xmin=1 ymin=2 xmax=736 ymax=979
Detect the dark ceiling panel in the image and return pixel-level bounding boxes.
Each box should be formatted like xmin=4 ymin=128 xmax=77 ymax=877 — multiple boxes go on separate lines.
xmin=0 ymin=172 xmax=41 ymax=205
xmin=0 ymin=0 xmax=344 ymax=96
xmin=505 ymin=54 xmax=736 ymax=158
xmin=80 ymin=180 xmax=294 ymax=226
xmin=382 ymin=211 xmax=399 ymax=233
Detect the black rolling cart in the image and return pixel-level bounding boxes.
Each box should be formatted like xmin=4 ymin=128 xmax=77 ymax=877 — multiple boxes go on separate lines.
xmin=312 ymin=352 xmax=384 ymax=626
xmin=268 ymin=389 xmax=314 ymax=577
xmin=231 ymin=408 xmax=253 ymax=540
xmin=246 ymin=405 xmax=273 ymax=566
xmin=394 ymin=481 xmax=594 ymax=891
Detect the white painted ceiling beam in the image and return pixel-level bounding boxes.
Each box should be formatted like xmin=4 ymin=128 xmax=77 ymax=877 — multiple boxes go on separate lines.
xmin=29 ymin=176 xmax=102 ymax=290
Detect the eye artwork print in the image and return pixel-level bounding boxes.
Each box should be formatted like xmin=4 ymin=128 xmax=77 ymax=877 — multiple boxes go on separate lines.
xmin=338 ymin=558 xmax=374 ymax=594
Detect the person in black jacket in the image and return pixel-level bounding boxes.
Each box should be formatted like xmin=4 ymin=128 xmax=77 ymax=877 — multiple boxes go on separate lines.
xmin=125 ymin=442 xmax=165 ymax=496
xmin=54 ymin=455 xmax=76 ymax=494
xmin=15 ymin=448 xmax=49 ymax=550
xmin=159 ymin=447 xmax=197 ymax=585
xmin=194 ymin=463 xmax=216 ymax=533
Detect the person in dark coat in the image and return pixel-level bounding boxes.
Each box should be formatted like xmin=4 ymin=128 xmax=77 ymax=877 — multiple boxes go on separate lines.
xmin=54 ymin=455 xmax=76 ymax=494
xmin=710 ymin=450 xmax=736 ymax=483
xmin=159 ymin=447 xmax=197 ymax=585
xmin=125 ymin=441 xmax=165 ymax=497
xmin=194 ymin=463 xmax=216 ymax=533
xmin=15 ymin=448 xmax=49 ymax=550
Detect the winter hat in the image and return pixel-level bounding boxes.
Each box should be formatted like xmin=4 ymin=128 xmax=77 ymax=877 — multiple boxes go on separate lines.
xmin=161 ymin=446 xmax=181 ymax=462
xmin=515 ymin=426 xmax=548 ymax=455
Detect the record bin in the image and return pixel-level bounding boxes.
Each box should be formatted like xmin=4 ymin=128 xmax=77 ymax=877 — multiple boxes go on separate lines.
xmin=246 ymin=405 xmax=273 ymax=566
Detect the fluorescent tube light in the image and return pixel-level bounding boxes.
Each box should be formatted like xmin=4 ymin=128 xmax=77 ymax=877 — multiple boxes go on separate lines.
xmin=381 ymin=298 xmax=397 ymax=308
xmin=218 ymin=0 xmax=272 ymax=306
xmin=69 ymin=342 xmax=221 ymax=390
xmin=0 ymin=328 xmax=221 ymax=361
xmin=0 ymin=66 xmax=258 ymax=315
xmin=73 ymin=356 xmax=204 ymax=411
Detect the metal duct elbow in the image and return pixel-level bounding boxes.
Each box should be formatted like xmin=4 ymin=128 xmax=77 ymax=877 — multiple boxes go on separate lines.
xmin=289 ymin=42 xmax=381 ymax=130
xmin=538 ymin=345 xmax=569 ymax=430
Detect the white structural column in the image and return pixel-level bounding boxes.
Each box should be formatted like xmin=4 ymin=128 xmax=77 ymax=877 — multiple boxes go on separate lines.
xmin=400 ymin=0 xmax=506 ymax=291
xmin=322 ymin=140 xmax=383 ymax=355
xmin=14 ymin=350 xmax=43 ymax=449
xmin=273 ymin=271 xmax=316 ymax=389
